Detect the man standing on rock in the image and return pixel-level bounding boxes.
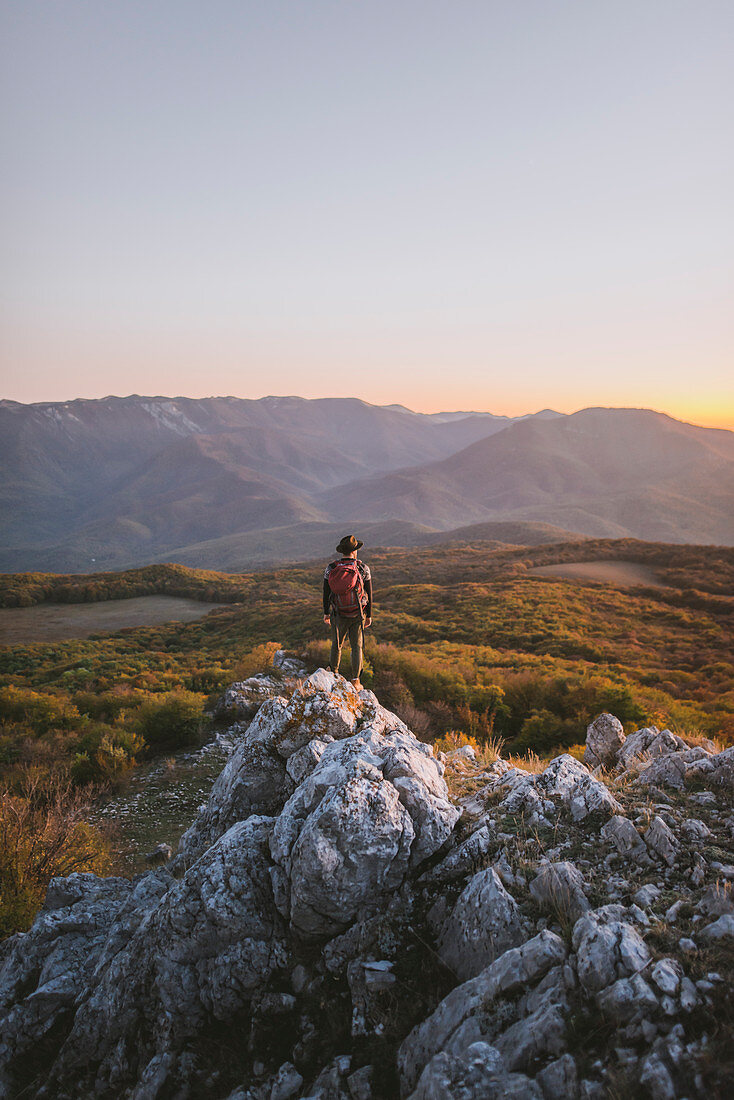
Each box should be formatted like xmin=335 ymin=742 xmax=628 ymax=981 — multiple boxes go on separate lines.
xmin=323 ymin=535 xmax=372 ymax=691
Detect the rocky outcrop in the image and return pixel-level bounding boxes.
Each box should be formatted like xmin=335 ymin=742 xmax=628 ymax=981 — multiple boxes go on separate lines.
xmin=0 ymin=684 xmax=731 ymax=1099
xmin=584 ymin=711 xmax=626 ymax=768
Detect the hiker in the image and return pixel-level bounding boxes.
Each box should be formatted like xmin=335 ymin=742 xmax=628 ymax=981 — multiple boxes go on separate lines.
xmin=323 ymin=534 xmax=372 ymax=691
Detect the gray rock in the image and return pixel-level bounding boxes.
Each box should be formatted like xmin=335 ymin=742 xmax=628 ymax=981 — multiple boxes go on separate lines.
xmin=596 ymin=973 xmax=658 ymax=1021
xmin=699 ymin=914 xmax=734 ymax=942
xmin=651 ymin=958 xmax=682 ymax=996
xmin=347 ymin=1064 xmax=373 ymax=1100
xmin=269 ymin=723 xmax=456 ymax=938
xmin=644 ymin=816 xmax=678 ymax=866
xmin=398 ymin=931 xmax=567 ymax=1094
xmin=271 ymin=1062 xmax=304 ymax=1100
xmin=536 ymin=1053 xmax=578 ymax=1100
xmin=437 ymin=868 xmax=528 ymax=981
xmin=639 ymin=1051 xmax=676 ymax=1100
xmin=539 ymin=755 xmax=622 ymax=821
xmin=681 ymin=817 xmax=713 ymax=841
xmin=633 ymin=883 xmax=661 ymax=909
xmin=617 ymin=727 xmax=689 ymax=770
xmin=0 ymin=873 xmax=147 ymax=1081
xmin=409 ymin=1041 xmax=543 ymax=1100
xmin=286 ymin=738 xmax=329 ymax=783
xmin=41 ymin=817 xmax=288 ymax=1097
xmin=489 ymin=754 xmax=622 ymax=823
xmin=494 ymin=998 xmax=568 ymax=1071
xmin=529 ymin=861 xmax=590 ymax=922
xmin=637 ymin=747 xmax=714 ymax=790
xmin=174 ymin=700 xmax=294 ymax=868
xmin=419 ymin=824 xmax=494 ymax=887
xmin=601 ymin=816 xmax=650 ymax=864
xmin=696 ymin=881 xmax=734 ymax=918
xmin=572 ymin=907 xmax=651 ymax=993
xmin=584 ymin=712 xmax=625 ymax=769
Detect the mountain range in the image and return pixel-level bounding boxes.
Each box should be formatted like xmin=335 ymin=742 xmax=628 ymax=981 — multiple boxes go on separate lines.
xmin=1 ymin=395 xmax=732 ymax=573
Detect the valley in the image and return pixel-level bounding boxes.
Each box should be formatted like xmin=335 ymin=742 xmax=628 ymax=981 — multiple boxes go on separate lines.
xmin=0 ymin=593 xmax=223 ymax=645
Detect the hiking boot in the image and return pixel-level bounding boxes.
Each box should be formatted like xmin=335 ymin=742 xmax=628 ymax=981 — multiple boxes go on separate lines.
xmin=350 ymin=678 xmax=362 ymax=691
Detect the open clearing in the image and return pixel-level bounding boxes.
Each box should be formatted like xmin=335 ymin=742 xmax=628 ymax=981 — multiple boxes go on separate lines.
xmin=0 ymin=595 xmax=223 ymax=646
xmin=528 ymin=560 xmax=664 ymax=587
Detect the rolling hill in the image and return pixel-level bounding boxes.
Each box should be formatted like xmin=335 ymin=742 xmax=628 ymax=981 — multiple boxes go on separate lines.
xmin=0 ymin=397 xmax=731 ymax=573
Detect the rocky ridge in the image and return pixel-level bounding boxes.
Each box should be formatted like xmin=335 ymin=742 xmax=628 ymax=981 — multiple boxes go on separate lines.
xmin=0 ymin=680 xmax=732 ymax=1099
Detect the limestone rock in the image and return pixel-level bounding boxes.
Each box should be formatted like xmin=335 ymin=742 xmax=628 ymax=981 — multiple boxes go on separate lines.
xmin=637 ymin=746 xmax=714 ymax=790
xmin=409 ymin=1041 xmax=542 ymax=1100
xmin=696 ymin=881 xmax=734 ymax=918
xmin=494 ymin=998 xmax=568 ymax=1071
xmin=398 ymin=931 xmax=566 ymax=1094
xmin=270 ymin=725 xmax=456 ymax=938
xmin=601 ymin=815 xmax=650 ymax=864
xmin=529 ymin=861 xmax=590 ymax=922
xmin=596 ymin=972 xmax=658 ymax=1021
xmin=27 ymin=818 xmax=287 ymax=1097
xmin=639 ymin=1051 xmax=676 ymax=1100
xmin=699 ymin=914 xmax=734 ymax=942
xmin=572 ymin=907 xmax=651 ymax=993
xmin=419 ymin=824 xmax=494 ymax=887
xmin=536 ymin=1053 xmax=579 ymax=1100
xmin=489 ymin=754 xmax=622 ymax=823
xmin=437 ymin=868 xmax=528 ymax=981
xmin=644 ymin=816 xmax=678 ymax=866
xmin=584 ymin=712 xmax=625 ymax=769
xmin=617 ymin=726 xmax=688 ymax=769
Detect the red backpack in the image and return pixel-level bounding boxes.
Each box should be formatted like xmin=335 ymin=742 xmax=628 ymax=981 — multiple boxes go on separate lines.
xmin=327 ymin=559 xmax=366 ymax=618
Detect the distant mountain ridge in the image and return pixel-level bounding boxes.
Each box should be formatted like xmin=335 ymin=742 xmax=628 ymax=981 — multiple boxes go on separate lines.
xmin=0 ymin=396 xmax=731 ymax=573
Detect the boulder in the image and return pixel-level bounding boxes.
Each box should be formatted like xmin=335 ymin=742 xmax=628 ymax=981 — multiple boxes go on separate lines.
xmin=637 ymin=747 xmax=715 ymax=790
xmin=398 ymin=931 xmax=567 ymax=1094
xmin=408 ymin=1041 xmax=542 ymax=1100
xmin=572 ymin=907 xmax=650 ymax=993
xmin=488 ymin=754 xmax=622 ymax=824
xmin=270 ymin=725 xmax=457 ymax=938
xmin=536 ymin=1054 xmax=579 ymax=1100
xmin=16 ymin=818 xmax=288 ymax=1097
xmin=584 ymin=713 xmax=625 ymax=769
xmin=616 ymin=726 xmax=689 ymax=769
xmin=601 ymin=815 xmax=650 ymax=864
xmin=529 ymin=861 xmax=590 ymax=922
xmin=644 ymin=816 xmax=678 ymax=866
xmin=437 ymin=868 xmax=528 ymax=981
xmin=699 ymin=914 xmax=734 ymax=942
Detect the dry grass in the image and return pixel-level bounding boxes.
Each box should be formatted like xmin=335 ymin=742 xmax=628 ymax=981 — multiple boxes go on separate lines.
xmin=505 ymin=750 xmax=547 ymax=774
xmin=678 ymin=726 xmax=726 ymax=753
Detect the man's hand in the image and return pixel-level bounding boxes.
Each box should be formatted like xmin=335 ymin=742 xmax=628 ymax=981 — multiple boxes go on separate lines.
xmin=364 ymin=617 xmax=372 ymax=628
xmin=323 ymin=615 xmax=331 ymax=626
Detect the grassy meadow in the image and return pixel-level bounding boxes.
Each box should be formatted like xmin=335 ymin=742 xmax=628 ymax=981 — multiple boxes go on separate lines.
xmin=1 ymin=537 xmax=732 ymax=935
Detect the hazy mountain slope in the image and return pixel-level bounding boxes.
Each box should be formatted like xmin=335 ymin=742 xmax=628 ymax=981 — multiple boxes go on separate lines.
xmin=321 ymin=408 xmax=734 ymax=544
xmin=2 ymin=399 xmax=732 ymax=572
xmin=0 ymin=395 xmax=511 ymax=568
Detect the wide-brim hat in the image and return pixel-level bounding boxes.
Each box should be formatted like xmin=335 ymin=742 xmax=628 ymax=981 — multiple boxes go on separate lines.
xmin=336 ymin=534 xmax=363 ymax=554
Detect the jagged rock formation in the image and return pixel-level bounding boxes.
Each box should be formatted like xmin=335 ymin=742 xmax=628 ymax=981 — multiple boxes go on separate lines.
xmin=0 ymin=671 xmax=732 ymax=1099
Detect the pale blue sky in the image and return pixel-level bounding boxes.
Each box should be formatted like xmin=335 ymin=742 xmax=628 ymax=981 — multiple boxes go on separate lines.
xmin=2 ymin=1 xmax=732 ymax=424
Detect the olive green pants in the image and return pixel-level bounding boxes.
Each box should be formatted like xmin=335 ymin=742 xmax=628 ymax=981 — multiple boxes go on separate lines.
xmin=330 ymin=613 xmax=364 ymax=680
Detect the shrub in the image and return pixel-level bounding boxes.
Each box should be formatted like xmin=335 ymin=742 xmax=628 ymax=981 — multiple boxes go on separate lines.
xmin=229 ymin=642 xmax=282 ymax=682
xmin=136 ymin=690 xmax=207 ymax=749
xmin=0 ymin=771 xmax=114 ymax=938
xmin=70 ymin=728 xmax=145 ymax=785
xmin=0 ymin=686 xmax=80 ymax=736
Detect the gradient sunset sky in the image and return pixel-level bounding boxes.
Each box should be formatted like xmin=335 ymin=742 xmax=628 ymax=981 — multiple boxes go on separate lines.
xmin=2 ymin=1 xmax=732 ymax=427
